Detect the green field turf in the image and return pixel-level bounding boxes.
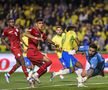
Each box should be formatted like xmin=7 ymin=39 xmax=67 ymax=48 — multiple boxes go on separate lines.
xmin=0 ymin=72 xmax=108 ymax=90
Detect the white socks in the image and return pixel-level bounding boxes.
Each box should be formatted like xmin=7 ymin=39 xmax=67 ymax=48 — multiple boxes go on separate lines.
xmin=55 ymin=69 xmax=71 ymax=76
xmin=28 ymin=70 xmax=34 ymax=78
xmin=75 ymin=68 xmax=83 ymax=78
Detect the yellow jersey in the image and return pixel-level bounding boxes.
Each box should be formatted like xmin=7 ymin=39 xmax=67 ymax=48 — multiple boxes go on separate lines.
xmin=22 ymin=36 xmax=28 ymax=57
xmin=52 ymin=33 xmax=65 ymax=58
xmin=62 ymin=31 xmax=77 ymax=52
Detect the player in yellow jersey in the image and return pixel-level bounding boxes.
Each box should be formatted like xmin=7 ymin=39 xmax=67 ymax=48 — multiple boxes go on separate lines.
xmin=51 ymin=26 xmax=65 ymax=80
xmin=51 ymin=26 xmax=86 ymax=87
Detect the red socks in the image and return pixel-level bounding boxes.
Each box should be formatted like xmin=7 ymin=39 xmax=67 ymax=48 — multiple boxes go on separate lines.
xmin=22 ymin=66 xmax=28 ymax=77
xmin=37 ymin=61 xmax=52 ymax=77
xmin=8 ymin=64 xmax=28 ymax=77
xmin=9 ymin=64 xmax=19 ymax=75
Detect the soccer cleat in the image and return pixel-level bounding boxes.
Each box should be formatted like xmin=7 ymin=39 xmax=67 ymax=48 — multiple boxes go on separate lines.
xmin=32 ymin=73 xmax=40 ymax=84
xmin=82 ymin=77 xmax=87 ymax=83
xmin=28 ymin=77 xmax=35 ymax=88
xmin=59 ymin=74 xmax=64 ymax=80
xmin=76 ymin=77 xmax=83 ymax=83
xmin=77 ymin=83 xmax=88 ymax=87
xmin=50 ymin=72 xmax=56 ymax=82
xmin=4 ymin=73 xmax=10 ymax=83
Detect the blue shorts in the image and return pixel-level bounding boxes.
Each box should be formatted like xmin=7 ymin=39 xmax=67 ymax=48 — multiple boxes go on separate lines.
xmin=60 ymin=51 xmax=78 ymax=68
xmin=24 ymin=57 xmax=32 ymax=67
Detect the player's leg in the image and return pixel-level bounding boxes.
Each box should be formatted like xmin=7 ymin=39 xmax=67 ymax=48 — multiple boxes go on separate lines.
xmin=5 ymin=62 xmax=20 ymax=83
xmin=83 ymin=61 xmax=105 ymax=83
xmin=24 ymin=57 xmax=35 ymax=78
xmin=50 ymin=55 xmax=73 ymax=81
xmin=4 ymin=49 xmax=22 ymax=83
xmin=27 ymin=50 xmax=52 ymax=84
xmin=70 ymin=55 xmax=87 ymax=87
xmin=75 ymin=67 xmax=86 ymax=87
xmin=12 ymin=48 xmax=28 ymax=78
xmin=33 ymin=55 xmax=52 ymax=78
xmin=50 ymin=68 xmax=72 ymax=81
xmin=19 ymin=55 xmax=28 ymax=77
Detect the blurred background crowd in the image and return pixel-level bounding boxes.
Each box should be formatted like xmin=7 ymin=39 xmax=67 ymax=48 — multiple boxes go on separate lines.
xmin=0 ymin=0 xmax=108 ymax=52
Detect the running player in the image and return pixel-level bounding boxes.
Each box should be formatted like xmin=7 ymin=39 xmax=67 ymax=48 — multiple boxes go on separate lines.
xmin=51 ymin=26 xmax=86 ymax=87
xmin=24 ymin=18 xmax=55 ymax=87
xmin=1 ymin=18 xmax=28 ymax=83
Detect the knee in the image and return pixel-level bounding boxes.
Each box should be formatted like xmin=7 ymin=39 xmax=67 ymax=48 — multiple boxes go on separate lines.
xmin=46 ymin=59 xmax=52 ymax=66
xmin=76 ymin=62 xmax=83 ymax=68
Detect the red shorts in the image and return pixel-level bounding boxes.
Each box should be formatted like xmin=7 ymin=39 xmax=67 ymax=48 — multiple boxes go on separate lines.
xmin=27 ymin=49 xmax=44 ymax=66
xmin=11 ymin=48 xmax=23 ymax=59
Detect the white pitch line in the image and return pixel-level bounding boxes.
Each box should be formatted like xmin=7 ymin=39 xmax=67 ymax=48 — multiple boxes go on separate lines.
xmin=1 ymin=82 xmax=108 ymax=90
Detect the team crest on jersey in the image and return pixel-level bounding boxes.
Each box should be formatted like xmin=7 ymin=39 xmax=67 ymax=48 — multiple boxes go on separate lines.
xmin=17 ymin=53 xmax=21 ymax=57
xmin=15 ymin=28 xmax=19 ymax=32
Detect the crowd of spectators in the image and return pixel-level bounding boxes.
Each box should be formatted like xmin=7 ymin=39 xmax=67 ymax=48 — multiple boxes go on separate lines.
xmin=0 ymin=0 xmax=108 ymax=52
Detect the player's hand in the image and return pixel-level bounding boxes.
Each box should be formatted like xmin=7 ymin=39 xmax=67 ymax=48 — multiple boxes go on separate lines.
xmin=6 ymin=45 xmax=10 ymax=50
xmin=57 ymin=47 xmax=62 ymax=52
xmin=55 ymin=44 xmax=59 ymax=48
xmin=81 ymin=69 xmax=87 ymax=77
xmin=34 ymin=37 xmax=44 ymax=41
xmin=68 ymin=50 xmax=76 ymax=55
xmin=37 ymin=45 xmax=41 ymax=50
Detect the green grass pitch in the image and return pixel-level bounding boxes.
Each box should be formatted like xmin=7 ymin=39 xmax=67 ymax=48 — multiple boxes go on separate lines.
xmin=0 ymin=72 xmax=108 ymax=90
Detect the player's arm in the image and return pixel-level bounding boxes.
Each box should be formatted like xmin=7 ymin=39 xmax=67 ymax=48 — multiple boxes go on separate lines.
xmin=47 ymin=38 xmax=59 ymax=47
xmin=87 ymin=57 xmax=98 ymax=77
xmin=24 ymin=30 xmax=42 ymax=41
xmin=24 ymin=30 xmax=36 ymax=39
xmin=1 ymin=35 xmax=10 ymax=49
xmin=72 ymin=38 xmax=80 ymax=51
xmin=78 ymin=46 xmax=89 ymax=52
xmin=68 ymin=37 xmax=79 ymax=55
xmin=52 ymin=45 xmax=62 ymax=52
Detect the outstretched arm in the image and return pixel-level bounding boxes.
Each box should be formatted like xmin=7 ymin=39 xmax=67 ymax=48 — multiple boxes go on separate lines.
xmin=47 ymin=38 xmax=60 ymax=48
xmin=24 ymin=30 xmax=43 ymax=41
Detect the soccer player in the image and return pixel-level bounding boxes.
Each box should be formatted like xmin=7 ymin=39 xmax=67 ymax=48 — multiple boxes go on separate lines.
xmin=51 ymin=26 xmax=86 ymax=87
xmin=21 ymin=31 xmax=36 ymax=81
xmin=51 ymin=26 xmax=65 ymax=80
xmin=78 ymin=43 xmax=105 ymax=83
xmin=1 ymin=18 xmax=28 ymax=83
xmin=24 ymin=18 xmax=53 ymax=86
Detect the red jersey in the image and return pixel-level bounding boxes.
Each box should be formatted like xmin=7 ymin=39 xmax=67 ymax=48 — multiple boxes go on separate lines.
xmin=28 ymin=27 xmax=47 ymax=49
xmin=2 ymin=27 xmax=21 ymax=49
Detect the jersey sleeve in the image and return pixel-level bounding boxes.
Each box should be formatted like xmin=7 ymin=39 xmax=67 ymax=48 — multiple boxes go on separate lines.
xmin=72 ymin=31 xmax=77 ymax=39
xmin=52 ymin=36 xmax=56 ymax=43
xmin=28 ymin=28 xmax=32 ymax=33
xmin=97 ymin=53 xmax=105 ymax=62
xmin=90 ymin=57 xmax=98 ymax=69
xmin=1 ymin=29 xmax=8 ymax=37
xmin=78 ymin=46 xmax=89 ymax=52
xmin=41 ymin=33 xmax=47 ymax=41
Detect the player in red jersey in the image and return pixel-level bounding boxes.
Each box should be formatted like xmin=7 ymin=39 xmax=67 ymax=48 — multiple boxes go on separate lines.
xmin=1 ymin=18 xmax=28 ymax=83
xmin=25 ymin=18 xmax=54 ymax=85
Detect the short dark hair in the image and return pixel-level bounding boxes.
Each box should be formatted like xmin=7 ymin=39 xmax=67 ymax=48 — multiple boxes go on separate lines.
xmin=66 ymin=25 xmax=76 ymax=32
xmin=36 ymin=18 xmax=43 ymax=22
xmin=7 ymin=18 xmax=14 ymax=21
xmin=89 ymin=43 xmax=98 ymax=50
xmin=56 ymin=25 xmax=62 ymax=29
